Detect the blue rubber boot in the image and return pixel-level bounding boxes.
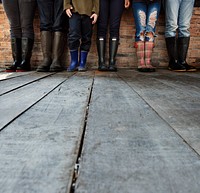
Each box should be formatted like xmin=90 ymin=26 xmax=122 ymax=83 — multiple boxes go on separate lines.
xmin=67 ymin=50 xmax=78 ymax=72
xmin=78 ymin=51 xmax=88 ymax=71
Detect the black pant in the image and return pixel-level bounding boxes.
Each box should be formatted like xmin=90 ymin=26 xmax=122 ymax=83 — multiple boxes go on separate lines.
xmin=97 ymin=0 xmax=124 ymax=39
xmin=37 ymin=0 xmax=66 ymax=32
xmin=2 ymin=0 xmax=36 ymax=39
xmin=68 ymin=13 xmax=93 ymax=51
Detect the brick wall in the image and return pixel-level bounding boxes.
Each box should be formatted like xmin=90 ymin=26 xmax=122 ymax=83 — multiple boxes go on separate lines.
xmin=0 ymin=5 xmax=200 ymax=69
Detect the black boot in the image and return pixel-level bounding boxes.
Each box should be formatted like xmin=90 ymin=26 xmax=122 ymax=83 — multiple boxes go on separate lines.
xmin=177 ymin=37 xmax=196 ymax=72
xmin=16 ymin=37 xmax=34 ymax=72
xmin=109 ymin=37 xmax=118 ymax=71
xmin=165 ymin=37 xmax=186 ymax=72
xmin=50 ymin=32 xmax=65 ymax=72
xmin=97 ymin=37 xmax=108 ymax=71
xmin=6 ymin=38 xmax=21 ymax=72
xmin=37 ymin=31 xmax=52 ymax=72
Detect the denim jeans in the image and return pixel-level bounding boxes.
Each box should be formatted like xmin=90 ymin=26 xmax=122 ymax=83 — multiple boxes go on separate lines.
xmin=132 ymin=1 xmax=161 ymax=42
xmin=165 ymin=0 xmax=195 ymax=38
xmin=2 ymin=0 xmax=36 ymax=39
xmin=37 ymin=0 xmax=65 ymax=32
xmin=68 ymin=13 xmax=93 ymax=51
xmin=97 ymin=0 xmax=124 ymax=39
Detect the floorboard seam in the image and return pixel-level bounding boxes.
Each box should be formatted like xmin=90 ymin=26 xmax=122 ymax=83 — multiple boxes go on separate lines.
xmin=117 ymin=73 xmax=200 ymax=159
xmin=70 ymin=73 xmax=95 ymax=193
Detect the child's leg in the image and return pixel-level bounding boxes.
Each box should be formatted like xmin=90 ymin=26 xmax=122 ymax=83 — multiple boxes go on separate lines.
xmin=78 ymin=15 xmax=93 ymax=71
xmin=67 ymin=13 xmax=81 ymax=71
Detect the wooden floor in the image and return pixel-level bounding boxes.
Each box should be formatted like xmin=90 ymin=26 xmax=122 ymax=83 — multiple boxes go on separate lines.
xmin=0 ymin=69 xmax=200 ymax=193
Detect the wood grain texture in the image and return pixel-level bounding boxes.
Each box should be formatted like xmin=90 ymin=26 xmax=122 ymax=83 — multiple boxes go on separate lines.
xmin=0 ymin=72 xmax=94 ymax=193
xmin=75 ymin=71 xmax=200 ymax=193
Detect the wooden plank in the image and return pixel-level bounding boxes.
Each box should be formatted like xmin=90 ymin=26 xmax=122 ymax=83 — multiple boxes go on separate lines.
xmin=0 ymin=72 xmax=72 ymax=130
xmin=0 ymin=72 xmax=55 ymax=96
xmin=0 ymin=71 xmax=34 ymax=81
xmin=117 ymin=69 xmax=200 ymax=154
xmin=0 ymin=72 xmax=94 ymax=193
xmin=75 ymin=72 xmax=200 ymax=193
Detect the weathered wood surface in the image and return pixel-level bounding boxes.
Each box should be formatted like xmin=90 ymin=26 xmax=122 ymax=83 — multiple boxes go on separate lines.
xmin=75 ymin=70 xmax=200 ymax=193
xmin=1 ymin=69 xmax=200 ymax=193
xmin=0 ymin=72 xmax=55 ymax=96
xmin=0 ymin=71 xmax=94 ymax=193
xmin=117 ymin=69 xmax=200 ymax=155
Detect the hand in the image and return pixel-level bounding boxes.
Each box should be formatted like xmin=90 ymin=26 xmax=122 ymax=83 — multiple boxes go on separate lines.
xmin=66 ymin=7 xmax=73 ymax=18
xmin=124 ymin=0 xmax=130 ymax=8
xmin=90 ymin=13 xmax=98 ymax=24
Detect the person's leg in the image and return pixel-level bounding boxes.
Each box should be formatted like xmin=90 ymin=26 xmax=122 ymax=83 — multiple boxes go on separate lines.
xmin=36 ymin=0 xmax=54 ymax=71
xmin=132 ymin=2 xmax=147 ymax=71
xmin=16 ymin=0 xmax=36 ymax=71
xmin=50 ymin=0 xmax=66 ymax=72
xmin=144 ymin=1 xmax=161 ymax=71
xmin=37 ymin=0 xmax=53 ymax=32
xmin=108 ymin=0 xmax=124 ymax=71
xmin=97 ymin=0 xmax=109 ymax=71
xmin=2 ymin=0 xmax=22 ymax=71
xmin=67 ymin=13 xmax=81 ymax=72
xmin=79 ymin=15 xmax=93 ymax=71
xmin=177 ymin=0 xmax=196 ymax=71
xmin=165 ymin=0 xmax=186 ymax=71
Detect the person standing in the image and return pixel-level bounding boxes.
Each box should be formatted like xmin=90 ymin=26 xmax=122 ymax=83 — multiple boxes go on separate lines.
xmin=2 ymin=0 xmax=36 ymax=72
xmin=36 ymin=0 xmax=67 ymax=72
xmin=97 ymin=0 xmax=130 ymax=71
xmin=165 ymin=0 xmax=196 ymax=71
xmin=132 ymin=0 xmax=161 ymax=72
xmin=64 ymin=0 xmax=99 ymax=72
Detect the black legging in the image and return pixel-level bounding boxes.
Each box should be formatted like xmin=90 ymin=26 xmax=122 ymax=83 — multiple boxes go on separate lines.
xmin=97 ymin=0 xmax=124 ymax=39
xmin=2 ymin=0 xmax=36 ymax=39
xmin=37 ymin=0 xmax=65 ymax=32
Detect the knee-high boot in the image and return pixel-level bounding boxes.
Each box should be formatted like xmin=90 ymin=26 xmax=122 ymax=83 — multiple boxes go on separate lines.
xmin=165 ymin=37 xmax=186 ymax=72
xmin=50 ymin=32 xmax=65 ymax=72
xmin=16 ymin=37 xmax=34 ymax=72
xmin=97 ymin=37 xmax=107 ymax=71
xmin=109 ymin=37 xmax=118 ymax=71
xmin=37 ymin=31 xmax=52 ymax=72
xmin=144 ymin=41 xmax=155 ymax=72
xmin=135 ymin=41 xmax=148 ymax=72
xmin=6 ymin=38 xmax=21 ymax=72
xmin=177 ymin=37 xmax=196 ymax=72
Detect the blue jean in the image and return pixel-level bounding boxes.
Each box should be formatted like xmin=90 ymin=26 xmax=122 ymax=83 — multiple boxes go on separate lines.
xmin=165 ymin=0 xmax=195 ymax=38
xmin=68 ymin=13 xmax=93 ymax=51
xmin=132 ymin=1 xmax=161 ymax=42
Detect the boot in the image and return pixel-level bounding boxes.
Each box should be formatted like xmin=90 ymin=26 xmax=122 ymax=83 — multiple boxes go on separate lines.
xmin=135 ymin=41 xmax=149 ymax=72
xmin=165 ymin=37 xmax=186 ymax=72
xmin=97 ymin=37 xmax=108 ymax=71
xmin=144 ymin=41 xmax=156 ymax=72
xmin=67 ymin=50 xmax=78 ymax=72
xmin=177 ymin=37 xmax=196 ymax=72
xmin=50 ymin=32 xmax=65 ymax=72
xmin=108 ymin=37 xmax=118 ymax=71
xmin=16 ymin=37 xmax=34 ymax=72
xmin=78 ymin=50 xmax=88 ymax=72
xmin=37 ymin=31 xmax=52 ymax=72
xmin=6 ymin=38 xmax=22 ymax=72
